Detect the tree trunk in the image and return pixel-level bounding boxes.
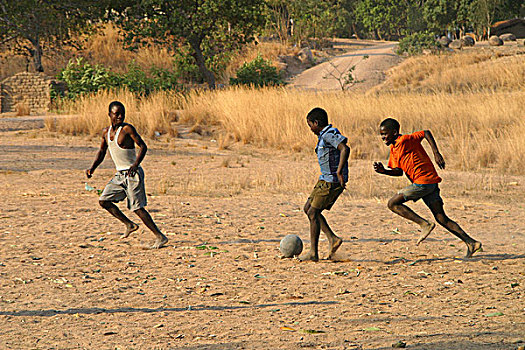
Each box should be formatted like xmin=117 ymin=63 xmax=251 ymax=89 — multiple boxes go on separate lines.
xmin=28 ymin=36 xmax=44 ymax=72
xmin=188 ymin=38 xmax=215 ymax=90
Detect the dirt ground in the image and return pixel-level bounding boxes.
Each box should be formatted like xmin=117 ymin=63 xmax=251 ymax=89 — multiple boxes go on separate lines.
xmin=0 ymin=122 xmax=523 ymax=350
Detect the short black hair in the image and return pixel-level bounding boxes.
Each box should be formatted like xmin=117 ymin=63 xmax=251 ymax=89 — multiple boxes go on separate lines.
xmin=109 ymin=101 xmax=125 ymax=115
xmin=380 ymin=118 xmax=400 ymax=132
xmin=306 ymin=107 xmax=328 ymax=127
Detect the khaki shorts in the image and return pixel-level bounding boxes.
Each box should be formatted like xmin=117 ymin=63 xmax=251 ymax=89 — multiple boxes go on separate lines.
xmin=99 ymin=167 xmax=147 ymax=211
xmin=308 ymin=180 xmax=344 ymax=210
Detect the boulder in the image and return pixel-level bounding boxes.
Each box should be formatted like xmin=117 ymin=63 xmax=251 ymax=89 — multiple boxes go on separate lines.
xmin=449 ymin=40 xmax=462 ymax=49
xmin=489 ymin=36 xmax=503 ymax=46
xmin=438 ymin=36 xmax=451 ymax=47
xmin=500 ymin=33 xmax=516 ymax=42
xmin=460 ymin=36 xmax=475 ymax=47
xmin=297 ymin=48 xmax=314 ymax=64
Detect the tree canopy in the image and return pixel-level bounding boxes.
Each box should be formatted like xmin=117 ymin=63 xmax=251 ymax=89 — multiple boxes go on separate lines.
xmin=114 ymin=0 xmax=265 ymax=89
xmin=0 ymin=0 xmax=108 ymax=72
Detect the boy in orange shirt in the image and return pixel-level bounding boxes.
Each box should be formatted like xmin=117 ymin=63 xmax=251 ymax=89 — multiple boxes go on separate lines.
xmin=373 ymin=118 xmax=482 ymax=258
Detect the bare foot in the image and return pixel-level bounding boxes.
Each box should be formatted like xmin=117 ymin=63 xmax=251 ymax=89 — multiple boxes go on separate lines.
xmin=147 ymin=235 xmax=168 ymax=249
xmin=122 ymin=222 xmax=139 ymax=239
xmin=465 ymin=241 xmax=482 ymax=258
xmin=416 ymin=222 xmax=436 ymax=245
xmin=327 ymin=236 xmax=343 ymax=260
xmin=299 ymin=251 xmax=319 ymax=262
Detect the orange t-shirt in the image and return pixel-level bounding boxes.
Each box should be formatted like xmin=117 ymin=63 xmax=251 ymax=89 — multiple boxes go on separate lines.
xmin=388 ymin=131 xmax=442 ymax=184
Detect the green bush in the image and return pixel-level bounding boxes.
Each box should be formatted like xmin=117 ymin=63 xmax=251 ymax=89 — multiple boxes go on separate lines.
xmin=396 ymin=32 xmax=440 ymax=55
xmin=55 ymin=58 xmax=181 ymax=99
xmin=230 ymin=55 xmax=284 ymax=87
xmin=56 ymin=58 xmax=119 ymax=99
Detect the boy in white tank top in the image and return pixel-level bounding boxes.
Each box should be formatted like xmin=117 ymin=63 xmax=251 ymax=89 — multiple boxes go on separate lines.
xmin=86 ymin=101 xmax=168 ymax=249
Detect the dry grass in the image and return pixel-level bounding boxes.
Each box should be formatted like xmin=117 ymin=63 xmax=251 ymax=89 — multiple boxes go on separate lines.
xmin=49 ymin=86 xmax=525 ymax=175
xmin=219 ymin=41 xmax=299 ymax=83
xmin=81 ymin=25 xmax=173 ymax=73
xmin=179 ymin=87 xmax=525 ymax=174
xmin=46 ymin=89 xmax=182 ymax=138
xmin=377 ymin=49 xmax=525 ymax=93
xmin=0 ymin=24 xmax=174 ymax=80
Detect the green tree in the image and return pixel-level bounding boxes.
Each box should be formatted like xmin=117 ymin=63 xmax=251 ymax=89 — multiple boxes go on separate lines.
xmin=114 ymin=0 xmax=265 ymax=89
xmin=0 ymin=0 xmax=107 ymax=72
xmin=471 ymin=0 xmax=503 ymax=37
xmin=354 ymin=0 xmax=409 ymax=39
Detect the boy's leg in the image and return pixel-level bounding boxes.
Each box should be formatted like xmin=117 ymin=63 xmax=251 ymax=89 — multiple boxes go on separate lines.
xmin=302 ymin=199 xmax=342 ymax=260
xmin=318 ymin=214 xmax=342 ymax=259
xmin=301 ymin=199 xmax=321 ymax=261
xmin=99 ymin=200 xmax=139 ymax=236
xmin=388 ymin=193 xmax=435 ymax=244
xmin=134 ymin=208 xmax=168 ymax=249
xmin=427 ymin=200 xmax=482 ymax=258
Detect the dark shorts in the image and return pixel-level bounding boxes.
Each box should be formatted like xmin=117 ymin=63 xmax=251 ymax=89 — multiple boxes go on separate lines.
xmin=398 ymin=183 xmax=443 ymax=207
xmin=308 ymin=180 xmax=344 ymax=210
xmin=99 ymin=167 xmax=147 ymax=211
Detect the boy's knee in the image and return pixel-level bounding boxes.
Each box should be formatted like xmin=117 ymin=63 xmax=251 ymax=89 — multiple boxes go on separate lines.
xmin=306 ymin=207 xmax=320 ymax=220
xmin=435 ymin=213 xmax=448 ymax=226
xmin=387 ymin=198 xmax=397 ymax=211
xmin=99 ymin=200 xmax=111 ymax=208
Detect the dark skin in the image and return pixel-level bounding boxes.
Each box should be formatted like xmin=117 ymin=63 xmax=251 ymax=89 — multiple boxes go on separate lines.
xmin=86 ymin=105 xmax=168 ymax=249
xmin=373 ymin=125 xmax=482 ymax=258
xmin=300 ymin=119 xmax=350 ymax=262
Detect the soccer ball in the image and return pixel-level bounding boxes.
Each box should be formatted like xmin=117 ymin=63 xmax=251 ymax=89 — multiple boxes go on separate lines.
xmin=279 ymin=234 xmax=303 ymax=258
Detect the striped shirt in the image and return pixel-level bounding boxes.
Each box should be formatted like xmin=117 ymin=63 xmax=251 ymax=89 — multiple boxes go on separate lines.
xmin=315 ymin=124 xmax=348 ymax=183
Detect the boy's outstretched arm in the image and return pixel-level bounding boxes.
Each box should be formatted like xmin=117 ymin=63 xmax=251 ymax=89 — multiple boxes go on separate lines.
xmin=337 ymin=141 xmax=350 ymax=189
xmin=373 ymin=162 xmax=403 ymax=176
xmin=423 ymin=130 xmax=445 ymax=169
xmin=86 ymin=130 xmax=108 ymax=178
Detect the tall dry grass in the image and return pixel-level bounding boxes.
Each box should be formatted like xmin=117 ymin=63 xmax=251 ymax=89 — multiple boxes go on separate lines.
xmin=46 ymin=89 xmax=181 ymax=138
xmin=50 ymin=86 xmax=525 ymax=174
xmin=0 ymin=24 xmax=174 ymax=80
xmin=179 ymin=87 xmax=525 ymax=174
xmin=377 ymin=49 xmax=525 ymax=93
xmin=50 ymin=47 xmax=525 ymax=175
xmin=82 ymin=25 xmax=173 ymax=73
xmin=219 ymin=41 xmax=299 ymax=83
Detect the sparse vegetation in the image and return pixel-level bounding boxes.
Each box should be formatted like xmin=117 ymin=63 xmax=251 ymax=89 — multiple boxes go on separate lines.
xmin=396 ymin=32 xmax=440 ymax=56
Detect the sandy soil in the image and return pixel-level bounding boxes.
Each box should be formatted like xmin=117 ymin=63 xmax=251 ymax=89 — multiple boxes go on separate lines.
xmin=288 ymin=41 xmax=402 ymax=92
xmin=0 ymin=123 xmax=523 ymax=349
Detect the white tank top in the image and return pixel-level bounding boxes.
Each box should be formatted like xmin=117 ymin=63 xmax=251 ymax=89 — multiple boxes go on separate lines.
xmin=107 ymin=125 xmax=137 ymax=171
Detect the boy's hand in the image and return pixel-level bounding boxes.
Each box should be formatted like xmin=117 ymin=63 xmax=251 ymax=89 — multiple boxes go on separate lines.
xmin=86 ymin=168 xmax=94 ymax=178
xmin=373 ymin=162 xmax=386 ymax=174
xmin=337 ymin=173 xmax=346 ymax=190
xmin=127 ymin=165 xmax=139 ymax=177
xmin=434 ymin=152 xmax=445 ymax=169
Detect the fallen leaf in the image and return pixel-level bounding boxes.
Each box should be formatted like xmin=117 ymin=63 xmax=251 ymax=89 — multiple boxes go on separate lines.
xmin=362 ymin=327 xmax=381 ymax=331
xmin=485 ymin=312 xmax=504 ymax=317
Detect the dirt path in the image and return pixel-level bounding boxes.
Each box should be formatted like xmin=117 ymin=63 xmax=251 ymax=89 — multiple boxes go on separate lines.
xmin=288 ymin=42 xmax=402 ymax=92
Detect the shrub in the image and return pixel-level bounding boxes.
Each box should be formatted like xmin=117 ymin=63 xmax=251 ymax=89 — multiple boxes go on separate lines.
xmin=230 ymin=55 xmax=284 ymax=87
xmin=57 ymin=58 xmax=120 ymax=99
xmin=396 ymin=32 xmax=440 ymax=56
xmin=55 ymin=58 xmax=181 ymax=99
